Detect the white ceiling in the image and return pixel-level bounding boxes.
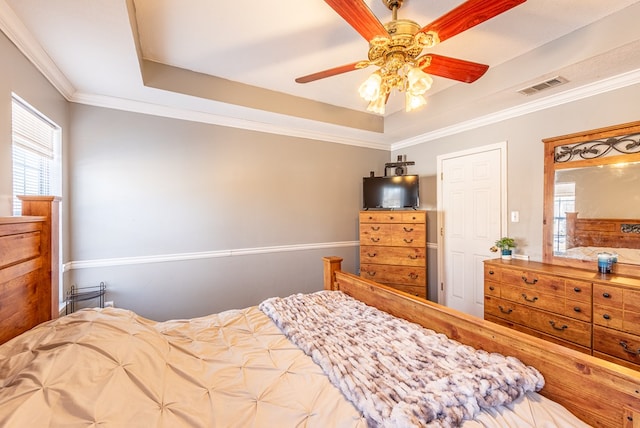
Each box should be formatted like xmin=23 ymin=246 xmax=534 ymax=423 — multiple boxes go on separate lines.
xmin=2 ymin=0 xmax=640 ymax=149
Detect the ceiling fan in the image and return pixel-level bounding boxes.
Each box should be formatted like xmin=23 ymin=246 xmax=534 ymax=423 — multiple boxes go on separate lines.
xmin=295 ymin=0 xmax=527 ymax=114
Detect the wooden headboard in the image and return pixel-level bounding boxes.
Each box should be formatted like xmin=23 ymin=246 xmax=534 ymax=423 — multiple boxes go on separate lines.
xmin=0 ymin=196 xmax=60 ymax=345
xmin=566 ymin=212 xmax=640 ymax=249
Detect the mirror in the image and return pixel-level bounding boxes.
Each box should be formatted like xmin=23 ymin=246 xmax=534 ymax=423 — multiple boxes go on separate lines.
xmin=543 ymin=121 xmax=640 ymax=277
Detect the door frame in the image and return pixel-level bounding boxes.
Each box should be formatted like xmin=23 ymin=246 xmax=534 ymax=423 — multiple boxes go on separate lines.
xmin=436 ymin=141 xmax=508 ymax=305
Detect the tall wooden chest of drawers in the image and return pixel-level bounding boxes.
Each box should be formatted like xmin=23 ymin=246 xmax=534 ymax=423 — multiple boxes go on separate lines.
xmin=359 ymin=210 xmax=427 ymax=298
xmin=484 ymin=258 xmax=640 ymax=370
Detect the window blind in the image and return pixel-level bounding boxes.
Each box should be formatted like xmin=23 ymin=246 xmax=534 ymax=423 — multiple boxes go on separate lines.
xmin=11 ymin=96 xmax=58 ymax=215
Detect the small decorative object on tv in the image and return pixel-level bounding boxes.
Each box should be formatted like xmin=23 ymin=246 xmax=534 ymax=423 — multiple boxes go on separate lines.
xmin=363 ymin=175 xmax=419 ymax=209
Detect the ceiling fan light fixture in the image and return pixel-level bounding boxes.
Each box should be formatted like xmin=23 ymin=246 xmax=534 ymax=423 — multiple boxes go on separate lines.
xmin=367 ymin=93 xmax=387 ymax=114
xmin=405 ymin=92 xmax=427 ymax=112
xmin=407 ymin=67 xmax=433 ymax=95
xmin=358 ymin=72 xmax=383 ymax=101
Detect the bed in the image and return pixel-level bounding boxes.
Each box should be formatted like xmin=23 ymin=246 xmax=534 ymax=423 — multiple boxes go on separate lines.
xmin=563 ymin=213 xmax=640 ymax=265
xmin=1 ymin=205 xmax=640 ymax=427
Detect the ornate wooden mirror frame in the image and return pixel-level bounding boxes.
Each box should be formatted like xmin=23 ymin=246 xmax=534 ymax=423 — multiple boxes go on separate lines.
xmin=543 ymin=120 xmax=640 ymax=277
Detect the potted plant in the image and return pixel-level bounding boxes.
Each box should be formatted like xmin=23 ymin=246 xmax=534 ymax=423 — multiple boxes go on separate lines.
xmin=490 ymin=237 xmax=516 ymax=260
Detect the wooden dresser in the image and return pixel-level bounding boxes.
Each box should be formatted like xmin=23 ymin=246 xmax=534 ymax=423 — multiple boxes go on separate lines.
xmin=484 ymin=258 xmax=640 ymax=370
xmin=359 ymin=210 xmax=427 ymax=298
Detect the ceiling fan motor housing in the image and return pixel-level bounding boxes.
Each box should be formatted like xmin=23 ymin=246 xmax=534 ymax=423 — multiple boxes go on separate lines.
xmin=368 ymin=20 xmax=436 ymax=72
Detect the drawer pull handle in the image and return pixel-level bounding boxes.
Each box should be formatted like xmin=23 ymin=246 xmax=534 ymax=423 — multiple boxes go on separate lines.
xmin=371 ymin=226 xmax=380 ymax=231
xmin=573 ymin=287 xmax=582 ymax=293
xmin=603 ymin=314 xmax=611 ymax=320
xmin=521 ymin=276 xmax=538 ymax=285
xmin=602 ymin=292 xmax=611 ymax=298
xmin=488 ymin=270 xmax=494 ymax=275
xmin=370 ymin=238 xmax=380 ymax=243
xmin=619 ymin=341 xmax=640 ymax=356
xmin=389 ymin=216 xmax=395 ymax=220
xmin=403 ymin=227 xmax=414 ymax=232
xmin=408 ymin=254 xmax=418 ymax=260
xmin=408 ymin=273 xmax=419 ymax=280
xmin=368 ymin=216 xmax=373 ymax=220
xmin=498 ymin=306 xmax=513 ymax=314
xmin=549 ymin=321 xmax=568 ymax=331
xmin=365 ymin=271 xmax=376 ymax=277
xmin=521 ymin=293 xmax=539 ymax=303
xmin=404 ymin=238 xmax=414 ymax=243
xmin=367 ymin=252 xmax=377 ymax=257
xmin=489 ymin=286 xmax=495 ymax=291
xmin=573 ymin=307 xmax=581 ymax=313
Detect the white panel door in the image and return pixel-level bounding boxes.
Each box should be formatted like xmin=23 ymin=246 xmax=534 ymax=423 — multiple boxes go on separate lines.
xmin=438 ymin=144 xmax=504 ymax=317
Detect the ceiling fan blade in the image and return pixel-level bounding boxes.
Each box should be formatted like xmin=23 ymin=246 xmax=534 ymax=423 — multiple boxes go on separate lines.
xmin=420 ymin=0 xmax=526 ymax=43
xmin=324 ymin=0 xmax=390 ymax=41
xmin=295 ymin=61 xmax=364 ymax=84
xmin=420 ymin=54 xmax=489 ymax=83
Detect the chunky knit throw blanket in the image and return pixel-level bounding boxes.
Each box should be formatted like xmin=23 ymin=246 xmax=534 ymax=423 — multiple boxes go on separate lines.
xmin=259 ymin=291 xmax=544 ymax=427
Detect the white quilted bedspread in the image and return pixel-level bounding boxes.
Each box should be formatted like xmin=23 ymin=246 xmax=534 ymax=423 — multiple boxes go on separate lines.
xmin=0 ymin=302 xmax=590 ymax=427
xmin=0 ymin=306 xmax=366 ymax=427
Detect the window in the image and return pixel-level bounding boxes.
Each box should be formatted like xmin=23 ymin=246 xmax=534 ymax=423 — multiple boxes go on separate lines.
xmin=553 ymin=182 xmax=575 ymax=254
xmin=11 ymin=94 xmax=61 ymax=215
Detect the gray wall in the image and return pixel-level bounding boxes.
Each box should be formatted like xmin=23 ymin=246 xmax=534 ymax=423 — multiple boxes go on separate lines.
xmin=67 ymin=104 xmax=388 ymax=319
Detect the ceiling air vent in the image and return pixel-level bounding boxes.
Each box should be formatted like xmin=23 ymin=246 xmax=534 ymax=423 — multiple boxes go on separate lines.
xmin=518 ymin=76 xmax=568 ymax=95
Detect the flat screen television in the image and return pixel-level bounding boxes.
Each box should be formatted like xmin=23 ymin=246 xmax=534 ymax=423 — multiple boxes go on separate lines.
xmin=363 ymin=175 xmax=419 ymax=209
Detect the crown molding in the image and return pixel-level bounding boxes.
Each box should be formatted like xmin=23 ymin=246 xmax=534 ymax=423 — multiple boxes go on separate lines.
xmin=392 ymin=68 xmax=640 ymax=150
xmin=0 ymin=0 xmax=75 ymax=99
xmin=70 ymin=92 xmax=391 ymax=150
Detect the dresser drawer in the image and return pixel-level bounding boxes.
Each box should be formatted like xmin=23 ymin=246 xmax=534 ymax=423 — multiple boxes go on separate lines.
xmin=390 ymin=224 xmax=426 ymax=247
xmin=624 ymin=310 xmax=640 ymax=336
xmin=593 ymin=283 xmax=623 ymax=308
xmin=359 ymin=211 xmax=425 ymax=224
xmin=499 ymin=283 xmax=590 ymax=321
xmin=386 ymin=283 xmax=426 ymax=298
xmin=564 ymin=299 xmax=592 ymax=322
xmin=484 ymin=280 xmax=500 ymax=297
xmin=594 ymin=325 xmax=640 ymax=366
xmin=565 ymin=279 xmax=592 ymax=303
xmin=500 ymin=284 xmax=565 ymax=313
xmin=528 ymin=309 xmax=592 ymax=348
xmin=360 ymin=246 xmax=425 ymax=266
xmin=500 ymin=268 xmax=565 ymax=297
xmin=484 ymin=296 xmax=530 ymax=325
xmin=359 ymin=224 xmax=393 ymax=245
xmin=593 ymin=304 xmax=624 ymax=330
xmin=624 ymin=287 xmax=640 ymax=313
xmin=484 ymin=264 xmax=501 ymax=282
xmin=400 ymin=211 xmax=426 ymax=223
xmin=360 ymin=263 xmax=426 ymax=286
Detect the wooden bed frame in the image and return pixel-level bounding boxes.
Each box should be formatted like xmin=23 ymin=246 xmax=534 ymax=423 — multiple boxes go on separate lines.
xmin=324 ymin=256 xmax=640 ymax=428
xmin=0 ymin=196 xmax=60 ymax=345
xmin=566 ymin=212 xmax=640 ymax=250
